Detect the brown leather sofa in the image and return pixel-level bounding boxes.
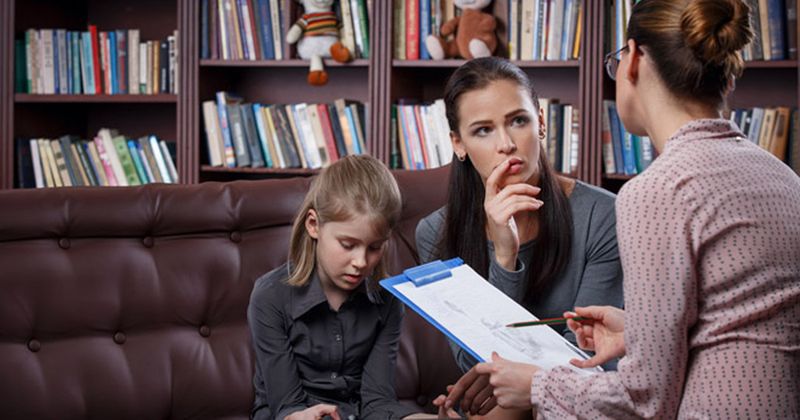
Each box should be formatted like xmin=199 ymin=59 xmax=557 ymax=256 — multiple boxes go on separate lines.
xmin=0 ymin=167 xmax=462 ymax=419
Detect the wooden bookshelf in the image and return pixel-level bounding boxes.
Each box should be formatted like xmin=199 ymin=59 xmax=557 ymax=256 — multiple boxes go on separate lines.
xmin=0 ymin=0 xmax=797 ymax=189
xmin=15 ymin=94 xmax=178 ymax=103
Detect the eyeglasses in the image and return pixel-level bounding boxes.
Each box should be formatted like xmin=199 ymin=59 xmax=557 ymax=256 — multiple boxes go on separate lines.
xmin=604 ymin=46 xmax=629 ymax=81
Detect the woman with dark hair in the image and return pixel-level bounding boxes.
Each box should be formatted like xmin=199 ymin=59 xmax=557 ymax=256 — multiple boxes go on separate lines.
xmin=414 ymin=57 xmax=624 ymax=418
xmin=444 ymin=0 xmax=800 ymax=418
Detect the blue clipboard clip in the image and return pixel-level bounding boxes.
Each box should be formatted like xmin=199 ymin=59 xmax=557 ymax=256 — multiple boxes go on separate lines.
xmin=403 ymin=257 xmax=463 ymax=287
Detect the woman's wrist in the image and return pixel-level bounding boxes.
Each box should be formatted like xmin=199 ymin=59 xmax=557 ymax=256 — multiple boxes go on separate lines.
xmin=494 ymin=252 xmax=518 ymax=271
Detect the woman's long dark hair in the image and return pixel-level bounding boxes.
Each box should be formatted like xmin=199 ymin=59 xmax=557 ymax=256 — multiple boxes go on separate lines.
xmin=437 ymin=57 xmax=573 ymax=301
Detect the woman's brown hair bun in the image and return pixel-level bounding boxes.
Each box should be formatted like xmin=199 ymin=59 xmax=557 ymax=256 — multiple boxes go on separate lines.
xmin=681 ymin=0 xmax=753 ymax=69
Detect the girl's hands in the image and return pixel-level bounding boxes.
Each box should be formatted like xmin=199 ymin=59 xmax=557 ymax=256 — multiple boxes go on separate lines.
xmin=484 ymin=159 xmax=542 ymax=271
xmin=565 ymin=306 xmax=626 ymax=368
xmin=285 ymin=403 xmax=341 ymax=420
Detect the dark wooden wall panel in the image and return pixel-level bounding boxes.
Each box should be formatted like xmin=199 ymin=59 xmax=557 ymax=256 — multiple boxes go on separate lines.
xmin=1 ymin=0 xmax=13 ymax=189
xmin=178 ymin=0 xmax=198 ymax=184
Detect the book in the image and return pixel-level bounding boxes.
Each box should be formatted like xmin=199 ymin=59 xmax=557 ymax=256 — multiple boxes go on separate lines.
xmin=215 ymin=91 xmax=240 ymax=167
xmin=112 ymin=135 xmax=142 ymax=185
xmin=159 ymin=140 xmax=179 ymax=183
xmin=15 ymin=139 xmax=36 ymax=188
xmin=252 ymin=103 xmax=274 ymax=168
xmin=50 ymin=139 xmax=73 ymax=187
xmin=381 ymin=258 xmax=599 ymax=372
xmin=240 ymin=103 xmax=265 ymax=167
xmin=58 ymin=136 xmax=82 ymax=186
xmin=202 ymin=100 xmax=225 ymax=166
xmin=139 ymin=137 xmax=163 ymax=183
xmin=29 ymin=139 xmax=44 ymax=188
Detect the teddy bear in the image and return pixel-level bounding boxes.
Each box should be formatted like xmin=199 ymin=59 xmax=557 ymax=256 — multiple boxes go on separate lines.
xmin=425 ymin=0 xmax=498 ymax=60
xmin=286 ymin=0 xmax=351 ymax=86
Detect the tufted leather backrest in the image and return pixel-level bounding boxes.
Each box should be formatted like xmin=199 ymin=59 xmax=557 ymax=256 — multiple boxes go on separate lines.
xmin=0 ymin=167 xmax=461 ymax=419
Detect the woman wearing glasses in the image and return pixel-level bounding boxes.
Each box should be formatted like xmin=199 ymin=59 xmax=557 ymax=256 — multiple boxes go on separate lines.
xmin=440 ymin=0 xmax=800 ymax=418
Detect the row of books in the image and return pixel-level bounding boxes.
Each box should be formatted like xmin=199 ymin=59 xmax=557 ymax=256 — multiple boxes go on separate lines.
xmin=609 ymin=0 xmax=797 ymax=61
xmin=15 ymin=27 xmax=178 ymax=95
xmin=200 ymin=0 xmax=370 ymax=61
xmin=203 ymin=92 xmax=367 ymax=169
xmin=508 ymin=0 xmax=583 ymax=61
xmin=393 ymin=0 xmax=455 ymax=60
xmin=540 ymin=99 xmax=580 ymax=174
xmin=15 ymin=129 xmax=178 ymax=189
xmin=601 ymin=100 xmax=656 ymax=176
xmin=742 ymin=0 xmax=798 ymax=61
xmin=390 ymin=98 xmax=579 ymax=173
xmin=728 ymin=106 xmax=798 ymax=161
xmin=391 ymin=100 xmax=452 ymax=169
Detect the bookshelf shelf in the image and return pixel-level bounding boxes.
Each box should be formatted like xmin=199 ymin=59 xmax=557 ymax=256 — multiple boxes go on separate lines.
xmin=200 ymin=165 xmax=318 ymax=175
xmin=14 ymin=94 xmax=178 ymax=104
xmin=392 ymin=59 xmax=580 ymax=68
xmin=743 ymin=60 xmax=799 ymax=69
xmin=200 ymin=59 xmax=371 ymax=68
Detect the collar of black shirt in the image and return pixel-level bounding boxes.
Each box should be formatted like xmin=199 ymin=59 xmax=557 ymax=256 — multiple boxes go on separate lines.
xmin=289 ymin=270 xmax=384 ymax=320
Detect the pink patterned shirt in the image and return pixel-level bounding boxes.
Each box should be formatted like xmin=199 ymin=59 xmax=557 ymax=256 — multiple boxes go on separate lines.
xmin=530 ymin=119 xmax=800 ymax=418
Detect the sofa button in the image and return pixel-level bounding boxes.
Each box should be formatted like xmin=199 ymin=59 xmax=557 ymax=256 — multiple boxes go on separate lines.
xmin=142 ymin=236 xmax=154 ymax=248
xmin=330 ymin=372 xmax=338 ymax=379
xmin=416 ymin=396 xmax=428 ymax=406
xmin=28 ymin=339 xmax=41 ymax=352
xmin=199 ymin=325 xmax=211 ymax=337
xmin=229 ymin=231 xmax=242 ymax=243
xmin=58 ymin=238 xmax=70 ymax=249
xmin=113 ymin=332 xmax=126 ymax=344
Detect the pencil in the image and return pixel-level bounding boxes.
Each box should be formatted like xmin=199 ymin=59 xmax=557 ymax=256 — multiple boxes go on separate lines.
xmin=506 ymin=316 xmax=588 ymax=328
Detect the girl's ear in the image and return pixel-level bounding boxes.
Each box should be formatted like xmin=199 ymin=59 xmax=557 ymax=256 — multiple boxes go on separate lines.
xmin=305 ymin=209 xmax=320 ymax=239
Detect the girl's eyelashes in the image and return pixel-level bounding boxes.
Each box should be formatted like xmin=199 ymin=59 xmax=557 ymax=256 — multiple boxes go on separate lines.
xmin=339 ymin=241 xmax=355 ymax=250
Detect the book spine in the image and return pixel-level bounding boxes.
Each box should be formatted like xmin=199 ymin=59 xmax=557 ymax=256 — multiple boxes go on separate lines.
xmin=30 ymin=139 xmax=44 ymax=188
xmin=159 ymin=140 xmax=180 ymax=182
xmin=767 ymin=0 xmax=786 ymax=60
xmin=406 ymin=0 xmax=420 ymax=60
xmin=116 ymin=30 xmax=128 ymax=94
xmin=252 ymin=103 xmax=274 ymax=167
xmin=85 ymin=141 xmax=108 ymax=186
xmin=149 ymin=136 xmax=172 ymax=183
xmin=269 ymin=0 xmax=283 ymax=60
xmin=89 ymin=25 xmax=102 ymax=94
xmin=787 ymin=0 xmax=798 ymax=59
xmin=418 ymin=0 xmax=430 ymax=59
xmin=256 ymin=0 xmax=275 ymax=59
xmin=57 ymin=30 xmax=68 ymax=94
xmin=128 ymin=30 xmax=139 ymax=94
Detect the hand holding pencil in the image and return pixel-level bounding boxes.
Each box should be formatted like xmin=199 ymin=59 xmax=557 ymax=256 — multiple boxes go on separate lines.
xmin=563 ymin=306 xmax=627 ymax=368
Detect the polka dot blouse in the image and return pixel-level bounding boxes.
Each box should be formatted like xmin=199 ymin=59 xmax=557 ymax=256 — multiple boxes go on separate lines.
xmin=529 ymin=119 xmax=800 ymax=418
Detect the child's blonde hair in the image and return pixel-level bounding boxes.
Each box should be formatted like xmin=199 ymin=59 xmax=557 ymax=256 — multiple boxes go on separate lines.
xmin=287 ymin=155 xmax=402 ymax=287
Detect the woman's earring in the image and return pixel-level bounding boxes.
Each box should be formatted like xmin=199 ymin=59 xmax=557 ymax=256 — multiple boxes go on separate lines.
xmin=457 ymin=154 xmax=466 ymax=162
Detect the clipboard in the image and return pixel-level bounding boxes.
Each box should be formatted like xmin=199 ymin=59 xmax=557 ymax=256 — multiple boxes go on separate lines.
xmin=380 ymin=258 xmax=601 ymax=374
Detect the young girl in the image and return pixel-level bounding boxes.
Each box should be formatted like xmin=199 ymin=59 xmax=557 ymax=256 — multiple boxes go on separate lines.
xmin=247 ymin=155 xmax=418 ymax=420
xmin=445 ymin=0 xmax=800 ymax=418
